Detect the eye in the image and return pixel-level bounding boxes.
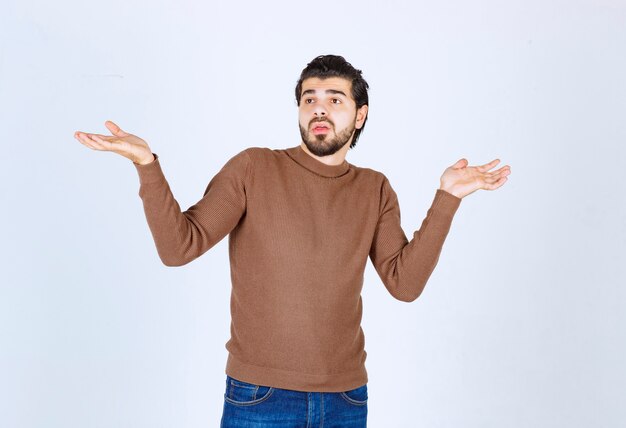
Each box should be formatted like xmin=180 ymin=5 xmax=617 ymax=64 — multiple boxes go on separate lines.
xmin=331 ymin=98 xmax=341 ymax=104
xmin=304 ymin=98 xmax=314 ymax=104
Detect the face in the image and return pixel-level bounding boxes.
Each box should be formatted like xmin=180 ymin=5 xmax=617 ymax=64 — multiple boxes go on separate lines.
xmin=298 ymin=77 xmax=368 ymax=157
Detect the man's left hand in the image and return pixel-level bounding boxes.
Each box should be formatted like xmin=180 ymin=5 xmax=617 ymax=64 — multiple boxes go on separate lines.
xmin=439 ymin=158 xmax=511 ymax=199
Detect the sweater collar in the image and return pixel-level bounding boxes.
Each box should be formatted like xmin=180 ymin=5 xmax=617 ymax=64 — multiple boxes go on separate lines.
xmin=285 ymin=144 xmax=351 ymax=178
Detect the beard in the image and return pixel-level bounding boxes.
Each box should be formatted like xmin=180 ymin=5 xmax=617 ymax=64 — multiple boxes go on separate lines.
xmin=299 ymin=117 xmax=356 ymax=157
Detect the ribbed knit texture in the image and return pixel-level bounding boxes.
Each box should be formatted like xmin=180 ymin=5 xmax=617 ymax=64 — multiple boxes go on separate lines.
xmin=133 ymin=144 xmax=462 ymax=392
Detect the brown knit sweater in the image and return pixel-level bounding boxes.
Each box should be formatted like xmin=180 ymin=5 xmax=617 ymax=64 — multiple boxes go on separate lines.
xmin=133 ymin=144 xmax=462 ymax=392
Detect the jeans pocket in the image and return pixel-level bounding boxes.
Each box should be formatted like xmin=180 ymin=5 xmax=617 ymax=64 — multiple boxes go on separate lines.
xmin=224 ymin=375 xmax=275 ymax=406
xmin=340 ymin=383 xmax=368 ymax=406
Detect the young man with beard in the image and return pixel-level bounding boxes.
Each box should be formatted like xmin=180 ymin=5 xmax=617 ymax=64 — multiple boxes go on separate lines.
xmin=75 ymin=55 xmax=511 ymax=427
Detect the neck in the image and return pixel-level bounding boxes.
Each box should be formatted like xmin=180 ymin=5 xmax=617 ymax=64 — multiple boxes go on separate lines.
xmin=299 ymin=141 xmax=350 ymax=166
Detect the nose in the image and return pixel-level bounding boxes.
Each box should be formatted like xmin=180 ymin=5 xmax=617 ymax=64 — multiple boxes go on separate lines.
xmin=313 ymin=104 xmax=327 ymax=118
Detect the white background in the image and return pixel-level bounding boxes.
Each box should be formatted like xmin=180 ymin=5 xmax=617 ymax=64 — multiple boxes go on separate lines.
xmin=1 ymin=0 xmax=625 ymax=426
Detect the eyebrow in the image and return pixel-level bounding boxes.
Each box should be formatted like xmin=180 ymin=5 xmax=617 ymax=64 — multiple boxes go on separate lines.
xmin=301 ymin=89 xmax=348 ymax=97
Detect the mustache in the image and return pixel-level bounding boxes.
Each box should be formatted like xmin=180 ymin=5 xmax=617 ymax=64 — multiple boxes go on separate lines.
xmin=309 ymin=117 xmax=334 ymax=128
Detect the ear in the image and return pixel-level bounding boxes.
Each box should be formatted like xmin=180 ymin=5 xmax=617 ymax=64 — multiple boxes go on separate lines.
xmin=355 ymin=104 xmax=369 ymax=129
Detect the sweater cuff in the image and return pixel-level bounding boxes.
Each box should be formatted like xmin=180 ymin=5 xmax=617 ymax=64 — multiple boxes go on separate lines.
xmin=133 ymin=153 xmax=165 ymax=185
xmin=432 ymin=188 xmax=462 ymax=216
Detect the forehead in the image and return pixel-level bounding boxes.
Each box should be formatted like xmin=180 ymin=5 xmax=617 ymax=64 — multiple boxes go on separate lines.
xmin=301 ymin=77 xmax=353 ymax=97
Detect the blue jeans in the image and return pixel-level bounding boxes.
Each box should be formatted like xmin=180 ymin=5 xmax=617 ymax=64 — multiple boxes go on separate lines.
xmin=220 ymin=375 xmax=368 ymax=427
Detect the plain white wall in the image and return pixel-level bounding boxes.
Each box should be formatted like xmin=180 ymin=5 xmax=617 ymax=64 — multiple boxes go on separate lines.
xmin=1 ymin=0 xmax=625 ymax=426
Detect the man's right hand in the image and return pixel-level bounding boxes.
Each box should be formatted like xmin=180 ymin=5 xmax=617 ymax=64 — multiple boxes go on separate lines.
xmin=75 ymin=120 xmax=155 ymax=165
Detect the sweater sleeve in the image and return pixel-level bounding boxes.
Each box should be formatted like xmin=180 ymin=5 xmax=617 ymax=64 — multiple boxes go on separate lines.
xmin=133 ymin=149 xmax=251 ymax=267
xmin=369 ymin=177 xmax=461 ymax=302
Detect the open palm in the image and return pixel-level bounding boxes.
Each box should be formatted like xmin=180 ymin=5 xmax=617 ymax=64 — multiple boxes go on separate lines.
xmin=439 ymin=158 xmax=511 ymax=199
xmin=74 ymin=120 xmax=154 ymax=165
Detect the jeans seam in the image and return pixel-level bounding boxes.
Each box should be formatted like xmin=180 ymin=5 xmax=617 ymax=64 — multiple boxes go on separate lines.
xmin=339 ymin=391 xmax=368 ymax=406
xmin=224 ymin=387 xmax=275 ymax=407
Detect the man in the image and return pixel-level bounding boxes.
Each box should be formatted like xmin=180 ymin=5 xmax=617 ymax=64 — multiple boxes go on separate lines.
xmin=75 ymin=55 xmax=511 ymax=427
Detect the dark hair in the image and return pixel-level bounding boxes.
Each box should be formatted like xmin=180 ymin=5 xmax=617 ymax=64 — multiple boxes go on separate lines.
xmin=295 ymin=55 xmax=369 ymax=148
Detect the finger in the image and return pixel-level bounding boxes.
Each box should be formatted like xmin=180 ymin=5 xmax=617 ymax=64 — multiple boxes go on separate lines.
xmin=482 ymin=159 xmax=500 ymax=171
xmin=76 ymin=132 xmax=102 ymax=150
xmin=452 ymin=158 xmax=468 ymax=169
xmin=105 ymin=120 xmax=129 ymax=137
xmin=484 ymin=173 xmax=508 ymax=185
xmin=484 ymin=176 xmax=508 ymax=190
xmin=88 ymin=133 xmax=114 ymax=142
xmin=493 ymin=164 xmax=511 ymax=172
xmin=483 ymin=175 xmax=498 ymax=184
xmin=75 ymin=132 xmax=98 ymax=150
xmin=491 ymin=165 xmax=510 ymax=175
xmin=86 ymin=134 xmax=106 ymax=150
xmin=478 ymin=159 xmax=500 ymax=172
xmin=90 ymin=134 xmax=116 ymax=150
xmin=484 ymin=167 xmax=511 ymax=180
xmin=83 ymin=133 xmax=110 ymax=150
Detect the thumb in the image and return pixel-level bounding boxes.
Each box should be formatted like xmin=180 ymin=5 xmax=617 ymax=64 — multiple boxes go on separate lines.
xmin=105 ymin=120 xmax=129 ymax=137
xmin=452 ymin=158 xmax=468 ymax=169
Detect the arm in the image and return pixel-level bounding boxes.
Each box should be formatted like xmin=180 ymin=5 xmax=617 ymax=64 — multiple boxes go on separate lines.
xmin=133 ymin=149 xmax=251 ymax=266
xmin=369 ymin=177 xmax=461 ymax=302
xmin=75 ymin=121 xmax=251 ymax=266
